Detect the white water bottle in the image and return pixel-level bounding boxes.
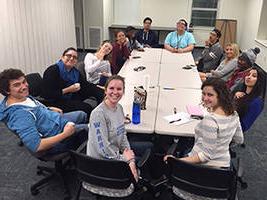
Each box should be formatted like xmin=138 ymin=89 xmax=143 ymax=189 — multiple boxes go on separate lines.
xmin=144 ymin=74 xmax=150 ymax=91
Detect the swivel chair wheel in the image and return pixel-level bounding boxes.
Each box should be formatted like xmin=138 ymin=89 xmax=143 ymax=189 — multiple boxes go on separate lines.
xmin=36 ymin=169 xmax=44 ymax=175
xmin=31 ymin=188 xmax=40 ymax=195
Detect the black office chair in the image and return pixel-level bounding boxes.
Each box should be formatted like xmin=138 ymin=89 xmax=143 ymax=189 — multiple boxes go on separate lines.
xmin=165 ymin=156 xmax=240 ymax=200
xmin=25 ymin=73 xmax=51 ymax=106
xmin=75 ymin=61 xmax=86 ymax=81
xmin=70 ymin=144 xmax=152 ymax=200
xmin=30 ymin=151 xmax=72 ymax=200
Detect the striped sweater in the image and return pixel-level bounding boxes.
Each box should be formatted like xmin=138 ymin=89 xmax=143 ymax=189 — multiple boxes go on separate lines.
xmin=189 ymin=111 xmax=244 ymax=167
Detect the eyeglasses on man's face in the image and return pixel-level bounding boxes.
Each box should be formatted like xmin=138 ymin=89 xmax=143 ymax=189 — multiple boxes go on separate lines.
xmin=64 ymin=54 xmax=78 ymax=60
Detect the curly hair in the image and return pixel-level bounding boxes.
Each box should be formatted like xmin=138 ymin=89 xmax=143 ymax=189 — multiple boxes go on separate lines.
xmin=201 ymin=78 xmax=235 ymax=115
xmin=236 ymin=67 xmax=266 ymax=117
xmin=0 ymin=68 xmax=25 ymax=96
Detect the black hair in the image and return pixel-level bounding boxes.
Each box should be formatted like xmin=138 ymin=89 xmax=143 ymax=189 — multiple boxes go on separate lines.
xmin=125 ymin=26 xmax=136 ymax=33
xmin=114 ymin=30 xmax=125 ymax=39
xmin=143 ymin=17 xmax=152 ymax=24
xmin=212 ymin=28 xmax=222 ymax=39
xmin=201 ymin=78 xmax=235 ymax=115
xmin=236 ymin=66 xmax=266 ymax=118
xmin=0 ymin=68 xmax=25 ymax=96
xmin=62 ymin=47 xmax=77 ymax=56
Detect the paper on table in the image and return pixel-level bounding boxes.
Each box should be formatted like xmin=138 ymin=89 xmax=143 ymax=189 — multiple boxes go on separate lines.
xmin=164 ymin=112 xmax=192 ymax=126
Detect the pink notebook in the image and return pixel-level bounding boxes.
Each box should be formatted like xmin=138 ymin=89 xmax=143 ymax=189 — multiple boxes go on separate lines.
xmin=186 ymin=105 xmax=204 ymax=119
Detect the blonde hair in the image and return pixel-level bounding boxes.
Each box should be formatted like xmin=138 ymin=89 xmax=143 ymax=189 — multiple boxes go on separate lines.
xmin=225 ymin=43 xmax=240 ymax=60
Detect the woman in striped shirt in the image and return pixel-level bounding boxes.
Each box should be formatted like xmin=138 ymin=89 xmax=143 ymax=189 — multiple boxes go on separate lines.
xmin=165 ymin=78 xmax=244 ymax=168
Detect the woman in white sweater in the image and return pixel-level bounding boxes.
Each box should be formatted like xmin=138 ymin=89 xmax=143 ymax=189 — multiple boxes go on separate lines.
xmin=84 ymin=40 xmax=113 ymax=84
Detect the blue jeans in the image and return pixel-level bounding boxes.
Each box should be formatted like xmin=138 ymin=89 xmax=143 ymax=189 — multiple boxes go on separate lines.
xmin=129 ymin=141 xmax=153 ymax=161
xmin=62 ymin=111 xmax=89 ymax=132
xmin=45 ymin=111 xmax=88 ymax=155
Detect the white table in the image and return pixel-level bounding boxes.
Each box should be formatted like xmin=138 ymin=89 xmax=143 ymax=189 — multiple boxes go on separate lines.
xmin=161 ymin=49 xmax=195 ymax=65
xmin=159 ymin=63 xmax=202 ymax=89
xmin=119 ymin=60 xmax=160 ymax=87
xmin=120 ymin=86 xmax=159 ymax=134
xmin=130 ymin=48 xmax=162 ymax=63
xmin=155 ymin=88 xmax=202 ymax=137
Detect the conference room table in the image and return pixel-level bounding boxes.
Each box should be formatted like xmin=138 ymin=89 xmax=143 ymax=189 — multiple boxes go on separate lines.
xmin=119 ymin=48 xmax=202 ymax=137
xmin=155 ymin=88 xmax=202 ymax=137
xmin=129 ymin=47 xmax=162 ymax=63
xmin=119 ymin=60 xmax=160 ymax=87
xmin=120 ymin=85 xmax=159 ymax=134
xmin=159 ymin=63 xmax=202 ymax=89
xmin=161 ymin=50 xmax=195 ymax=65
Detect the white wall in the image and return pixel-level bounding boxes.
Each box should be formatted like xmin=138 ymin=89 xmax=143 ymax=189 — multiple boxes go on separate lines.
xmin=113 ymin=0 xmax=141 ymax=25
xmin=238 ymin=0 xmax=263 ymax=50
xmin=103 ymin=0 xmax=114 ymax=40
xmin=140 ymin=0 xmax=191 ymax=27
xmin=257 ymin=0 xmax=267 ymax=40
xmin=0 ymin=0 xmax=76 ymax=74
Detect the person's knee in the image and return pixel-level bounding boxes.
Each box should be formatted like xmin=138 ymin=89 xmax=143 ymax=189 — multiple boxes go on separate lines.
xmin=76 ymin=111 xmax=88 ymax=123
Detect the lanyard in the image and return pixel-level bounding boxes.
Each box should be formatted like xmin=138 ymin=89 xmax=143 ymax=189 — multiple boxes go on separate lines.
xmin=176 ymin=33 xmax=184 ymax=49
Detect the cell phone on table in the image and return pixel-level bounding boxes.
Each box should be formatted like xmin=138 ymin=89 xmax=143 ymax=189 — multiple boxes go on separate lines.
xmin=132 ymin=56 xmax=141 ymax=59
xmin=182 ymin=65 xmax=192 ymax=70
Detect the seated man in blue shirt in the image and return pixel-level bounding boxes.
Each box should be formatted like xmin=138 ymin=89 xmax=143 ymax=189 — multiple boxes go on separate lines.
xmin=164 ymin=19 xmax=195 ymax=53
xmin=0 ymin=68 xmax=88 ymax=156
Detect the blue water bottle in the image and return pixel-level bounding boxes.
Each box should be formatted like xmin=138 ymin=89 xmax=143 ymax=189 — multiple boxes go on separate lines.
xmin=132 ymin=101 xmax=141 ymax=124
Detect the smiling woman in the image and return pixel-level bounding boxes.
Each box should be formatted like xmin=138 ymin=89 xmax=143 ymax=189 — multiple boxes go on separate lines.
xmin=165 ymin=78 xmax=243 ymax=168
xmin=41 ymin=47 xmax=104 ymax=117
xmin=85 ymin=75 xmax=153 ymax=197
xmin=84 ymin=40 xmax=113 ymax=84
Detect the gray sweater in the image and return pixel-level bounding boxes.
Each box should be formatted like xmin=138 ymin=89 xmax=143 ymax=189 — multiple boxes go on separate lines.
xmin=87 ymin=101 xmax=130 ymax=161
xmin=206 ymin=58 xmax=238 ymax=81
xmin=199 ymin=42 xmax=224 ymax=72
xmin=85 ymin=102 xmax=134 ymax=197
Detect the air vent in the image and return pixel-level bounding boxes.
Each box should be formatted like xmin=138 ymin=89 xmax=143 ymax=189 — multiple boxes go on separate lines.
xmin=88 ymin=26 xmax=102 ymax=49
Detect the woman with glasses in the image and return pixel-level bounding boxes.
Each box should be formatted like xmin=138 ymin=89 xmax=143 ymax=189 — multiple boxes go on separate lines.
xmin=41 ymin=47 xmax=104 ymax=118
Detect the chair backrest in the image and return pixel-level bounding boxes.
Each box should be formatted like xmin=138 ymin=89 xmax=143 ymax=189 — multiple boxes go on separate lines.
xmin=75 ymin=61 xmax=86 ymax=81
xmin=70 ymin=150 xmax=136 ymax=189
xmin=167 ymin=157 xmax=237 ymax=200
xmin=26 ymin=73 xmax=43 ymax=97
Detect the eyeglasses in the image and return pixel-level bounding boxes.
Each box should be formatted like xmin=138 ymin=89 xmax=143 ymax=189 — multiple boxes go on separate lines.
xmin=64 ymin=54 xmax=78 ymax=60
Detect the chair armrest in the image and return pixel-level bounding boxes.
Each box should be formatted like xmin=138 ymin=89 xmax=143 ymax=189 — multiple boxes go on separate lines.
xmin=137 ymin=149 xmax=151 ymax=169
xmin=166 ymin=141 xmax=179 ymax=155
xmin=75 ymin=140 xmax=87 ymax=153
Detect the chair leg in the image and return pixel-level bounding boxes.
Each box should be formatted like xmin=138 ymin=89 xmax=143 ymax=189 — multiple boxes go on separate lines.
xmin=37 ymin=166 xmax=55 ymax=175
xmin=30 ymin=173 xmax=55 ymax=195
xmin=75 ymin=182 xmax=82 ymax=200
xmin=55 ymin=161 xmax=71 ymax=200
